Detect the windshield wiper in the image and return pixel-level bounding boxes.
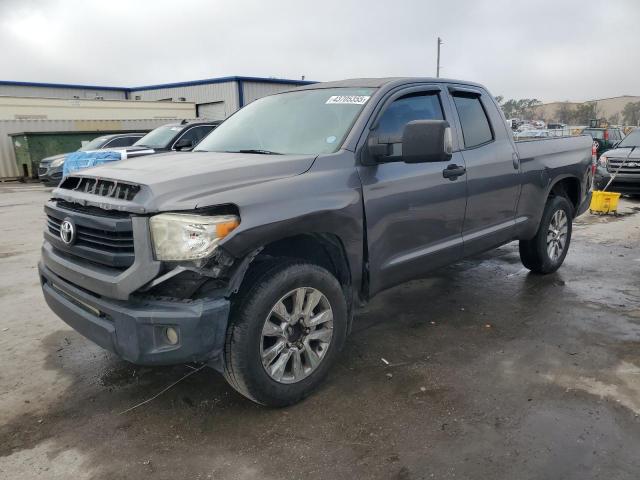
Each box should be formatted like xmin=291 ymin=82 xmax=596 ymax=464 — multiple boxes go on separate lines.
xmin=235 ymin=149 xmax=283 ymax=155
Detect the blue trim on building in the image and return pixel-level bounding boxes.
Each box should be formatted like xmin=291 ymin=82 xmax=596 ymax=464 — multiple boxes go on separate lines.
xmin=237 ymin=79 xmax=244 ymax=108
xmin=129 ymin=76 xmax=315 ymax=92
xmin=0 ymin=80 xmax=127 ymax=92
xmin=0 ymin=76 xmax=316 ymax=94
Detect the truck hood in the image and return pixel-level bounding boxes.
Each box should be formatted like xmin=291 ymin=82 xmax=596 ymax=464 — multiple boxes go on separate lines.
xmin=55 ymin=151 xmax=317 ymax=212
xmin=604 ymin=146 xmax=639 ymax=159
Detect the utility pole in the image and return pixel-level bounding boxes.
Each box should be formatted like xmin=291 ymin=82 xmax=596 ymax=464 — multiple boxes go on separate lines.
xmin=436 ymin=37 xmax=443 ymax=78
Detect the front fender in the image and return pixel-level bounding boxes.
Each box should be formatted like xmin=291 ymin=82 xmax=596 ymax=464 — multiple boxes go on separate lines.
xmin=218 ymin=151 xmax=365 ymax=295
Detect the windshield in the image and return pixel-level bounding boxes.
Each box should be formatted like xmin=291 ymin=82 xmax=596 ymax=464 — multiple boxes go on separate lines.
xmin=81 ymin=136 xmax=109 ymax=151
xmin=617 ymin=129 xmax=640 ymax=148
xmin=134 ymin=125 xmax=184 ymax=148
xmin=195 ymin=87 xmax=375 ymax=155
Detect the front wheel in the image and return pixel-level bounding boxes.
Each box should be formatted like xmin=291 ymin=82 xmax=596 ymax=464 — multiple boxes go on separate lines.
xmin=223 ymin=261 xmax=348 ymax=406
xmin=519 ymin=195 xmax=573 ymax=274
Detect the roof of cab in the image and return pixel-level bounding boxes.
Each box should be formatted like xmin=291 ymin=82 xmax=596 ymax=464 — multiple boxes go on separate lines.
xmin=293 ymin=77 xmax=485 ymax=90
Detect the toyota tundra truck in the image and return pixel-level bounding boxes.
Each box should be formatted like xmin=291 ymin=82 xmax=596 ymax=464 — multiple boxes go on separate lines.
xmin=39 ymin=78 xmax=593 ymax=406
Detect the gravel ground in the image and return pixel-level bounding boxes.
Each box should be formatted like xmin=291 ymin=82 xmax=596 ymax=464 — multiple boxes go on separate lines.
xmin=1 ymin=183 xmax=639 ymax=480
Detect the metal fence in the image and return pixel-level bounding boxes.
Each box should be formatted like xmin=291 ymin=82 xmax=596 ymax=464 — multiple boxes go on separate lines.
xmin=0 ymin=118 xmax=182 ymax=179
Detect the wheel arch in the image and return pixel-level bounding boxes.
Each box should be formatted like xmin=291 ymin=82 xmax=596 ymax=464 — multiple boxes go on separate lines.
xmin=229 ymin=232 xmax=357 ymax=332
xmin=547 ymin=175 xmax=581 ymax=215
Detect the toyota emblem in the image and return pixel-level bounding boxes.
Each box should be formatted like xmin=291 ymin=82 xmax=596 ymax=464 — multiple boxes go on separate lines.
xmin=59 ymin=219 xmax=76 ymax=245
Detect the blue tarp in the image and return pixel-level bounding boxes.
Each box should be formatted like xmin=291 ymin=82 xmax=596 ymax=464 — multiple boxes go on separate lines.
xmin=63 ymin=150 xmax=125 ymax=177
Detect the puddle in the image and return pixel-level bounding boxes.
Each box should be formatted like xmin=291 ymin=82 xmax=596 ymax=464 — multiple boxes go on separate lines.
xmin=543 ymin=360 xmax=640 ymax=415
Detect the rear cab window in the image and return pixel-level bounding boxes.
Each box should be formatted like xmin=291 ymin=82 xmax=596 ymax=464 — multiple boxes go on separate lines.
xmin=451 ymin=93 xmax=494 ymax=148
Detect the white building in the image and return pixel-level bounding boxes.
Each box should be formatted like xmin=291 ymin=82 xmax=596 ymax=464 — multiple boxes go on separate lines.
xmin=0 ymin=76 xmax=313 ymax=120
xmin=0 ymin=76 xmax=314 ymax=178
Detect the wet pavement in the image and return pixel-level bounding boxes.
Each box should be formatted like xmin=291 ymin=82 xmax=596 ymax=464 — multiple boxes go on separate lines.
xmin=1 ymin=183 xmax=639 ymax=479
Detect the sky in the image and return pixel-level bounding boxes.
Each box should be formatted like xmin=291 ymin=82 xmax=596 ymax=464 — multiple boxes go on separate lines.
xmin=0 ymin=0 xmax=638 ymax=103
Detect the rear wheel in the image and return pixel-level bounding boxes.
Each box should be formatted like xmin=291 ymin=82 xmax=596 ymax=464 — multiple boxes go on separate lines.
xmin=519 ymin=195 xmax=573 ymax=274
xmin=223 ymin=261 xmax=348 ymax=406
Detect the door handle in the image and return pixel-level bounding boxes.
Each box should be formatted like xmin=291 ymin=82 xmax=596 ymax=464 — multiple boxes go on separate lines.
xmin=512 ymin=152 xmax=520 ymax=170
xmin=442 ymin=164 xmax=466 ymax=180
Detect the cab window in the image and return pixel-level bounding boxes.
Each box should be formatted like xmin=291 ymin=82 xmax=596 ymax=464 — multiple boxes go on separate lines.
xmin=375 ymin=92 xmax=444 ymax=143
xmin=452 ymin=93 xmax=494 ymax=148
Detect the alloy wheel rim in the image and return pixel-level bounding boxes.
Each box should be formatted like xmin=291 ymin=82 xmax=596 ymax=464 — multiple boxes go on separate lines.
xmin=546 ymin=209 xmax=568 ymax=261
xmin=260 ymin=287 xmax=333 ymax=384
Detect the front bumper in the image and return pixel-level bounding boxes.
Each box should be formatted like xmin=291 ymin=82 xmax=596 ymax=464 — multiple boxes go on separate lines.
xmin=595 ymin=167 xmax=640 ymax=194
xmin=39 ymin=262 xmax=231 ymax=366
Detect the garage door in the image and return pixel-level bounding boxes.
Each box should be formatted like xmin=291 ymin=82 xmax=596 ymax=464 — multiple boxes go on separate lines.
xmin=197 ymin=101 xmax=226 ymax=120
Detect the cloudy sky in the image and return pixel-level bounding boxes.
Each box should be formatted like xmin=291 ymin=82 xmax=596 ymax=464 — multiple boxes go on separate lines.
xmin=1 ymin=0 xmax=638 ymax=103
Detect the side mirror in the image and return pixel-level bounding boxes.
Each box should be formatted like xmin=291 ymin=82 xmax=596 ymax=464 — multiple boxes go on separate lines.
xmin=402 ymin=120 xmax=453 ymax=163
xmin=366 ymin=135 xmax=391 ymax=160
xmin=174 ymin=138 xmax=194 ymax=151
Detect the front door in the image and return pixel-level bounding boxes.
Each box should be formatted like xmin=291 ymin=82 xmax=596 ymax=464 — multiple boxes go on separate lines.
xmin=357 ymin=86 xmax=468 ymax=296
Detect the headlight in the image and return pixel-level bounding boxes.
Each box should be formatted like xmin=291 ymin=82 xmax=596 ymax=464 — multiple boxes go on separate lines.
xmin=149 ymin=213 xmax=239 ymax=261
xmin=598 ymin=155 xmax=608 ymax=168
xmin=50 ymin=158 xmax=65 ymax=168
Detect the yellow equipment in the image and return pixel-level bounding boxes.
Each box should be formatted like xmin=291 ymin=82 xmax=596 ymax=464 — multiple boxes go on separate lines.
xmin=589 ymin=191 xmax=621 ymax=214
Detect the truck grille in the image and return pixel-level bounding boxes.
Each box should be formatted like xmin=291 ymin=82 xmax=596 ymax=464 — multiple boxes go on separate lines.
xmin=59 ymin=176 xmax=141 ymax=201
xmin=47 ymin=215 xmax=134 ymax=253
xmin=607 ymin=158 xmax=640 ymax=174
xmin=44 ymin=201 xmax=135 ymax=269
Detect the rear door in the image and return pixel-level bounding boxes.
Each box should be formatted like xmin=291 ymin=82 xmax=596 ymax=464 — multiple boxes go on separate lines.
xmin=447 ymin=87 xmax=521 ymax=255
xmin=357 ymin=85 xmax=468 ymax=295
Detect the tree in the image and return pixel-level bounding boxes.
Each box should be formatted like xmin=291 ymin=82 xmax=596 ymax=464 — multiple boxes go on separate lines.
xmin=622 ymin=101 xmax=640 ymax=126
xmin=519 ymin=99 xmax=542 ymax=119
xmin=570 ymin=102 xmax=599 ymax=125
xmin=608 ymin=113 xmax=620 ymax=125
xmin=555 ymin=102 xmax=574 ymax=124
xmin=494 ymin=95 xmax=504 ymax=106
xmin=498 ymin=98 xmax=542 ymax=120
xmin=501 ymin=99 xmax=518 ymax=118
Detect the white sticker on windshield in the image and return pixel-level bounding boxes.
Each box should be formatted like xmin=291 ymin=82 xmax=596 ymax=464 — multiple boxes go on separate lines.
xmin=326 ymin=95 xmax=370 ymax=105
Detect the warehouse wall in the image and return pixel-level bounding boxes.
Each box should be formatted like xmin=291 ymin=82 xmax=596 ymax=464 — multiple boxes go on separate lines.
xmin=0 ymin=119 xmax=178 ymax=178
xmin=241 ymin=81 xmax=302 ymax=105
xmin=0 ymin=84 xmax=126 ymax=100
xmin=0 ymin=97 xmax=195 ymax=121
xmin=535 ymin=95 xmax=640 ymax=123
xmin=131 ymin=81 xmax=239 ymax=118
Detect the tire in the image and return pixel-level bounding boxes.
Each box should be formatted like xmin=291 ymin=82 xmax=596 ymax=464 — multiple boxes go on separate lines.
xmin=519 ymin=195 xmax=573 ymax=274
xmin=223 ymin=261 xmax=348 ymax=406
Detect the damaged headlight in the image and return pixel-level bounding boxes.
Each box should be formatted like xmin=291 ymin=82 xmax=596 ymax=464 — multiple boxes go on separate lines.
xmin=149 ymin=213 xmax=239 ymax=261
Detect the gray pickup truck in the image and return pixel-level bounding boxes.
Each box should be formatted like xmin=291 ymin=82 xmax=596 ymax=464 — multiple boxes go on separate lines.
xmin=39 ymin=78 xmax=592 ymax=406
